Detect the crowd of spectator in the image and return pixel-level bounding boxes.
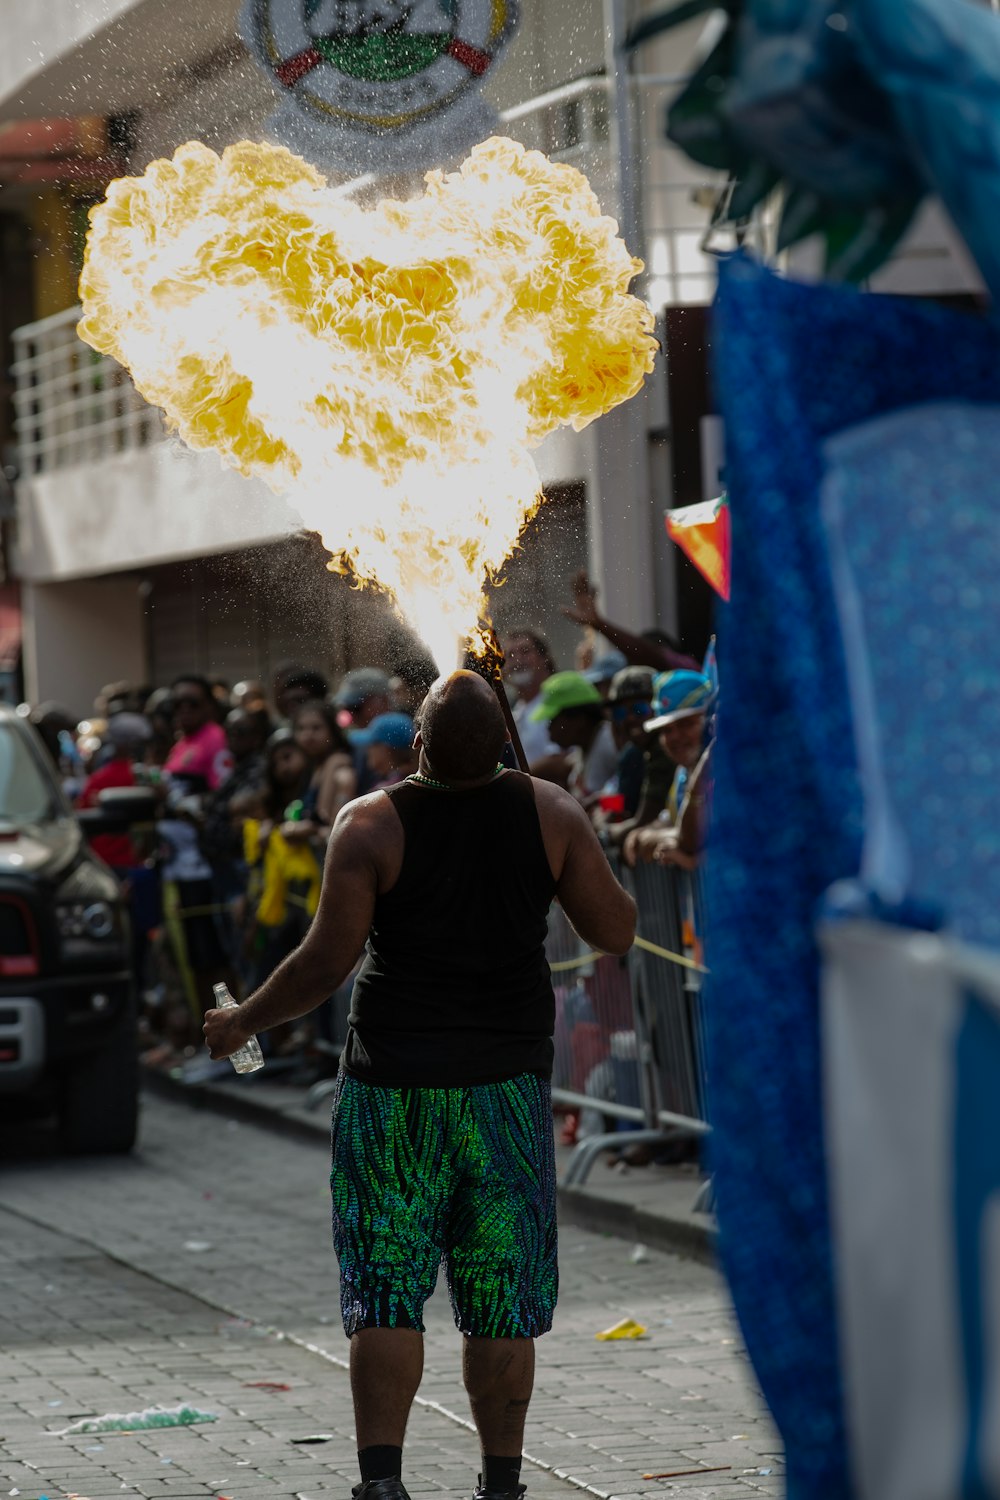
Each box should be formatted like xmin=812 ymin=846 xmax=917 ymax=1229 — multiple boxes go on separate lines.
xmin=507 ymin=568 xmax=715 ymax=873
xmin=24 ymin=569 xmax=715 ymax=1081
xmin=27 ymin=658 xmax=428 ymax=1068
xmin=504 ymin=572 xmax=716 ymax=1161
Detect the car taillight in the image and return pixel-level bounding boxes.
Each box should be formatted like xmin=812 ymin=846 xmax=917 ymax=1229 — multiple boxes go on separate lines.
xmin=0 ymin=898 xmax=39 ymax=976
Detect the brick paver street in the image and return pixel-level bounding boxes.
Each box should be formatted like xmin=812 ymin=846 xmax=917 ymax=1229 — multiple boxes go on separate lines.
xmin=1 ymin=1092 xmax=782 ymax=1500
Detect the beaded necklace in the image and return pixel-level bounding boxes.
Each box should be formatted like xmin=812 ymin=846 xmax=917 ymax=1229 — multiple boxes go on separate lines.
xmin=408 ymin=764 xmax=506 ymax=792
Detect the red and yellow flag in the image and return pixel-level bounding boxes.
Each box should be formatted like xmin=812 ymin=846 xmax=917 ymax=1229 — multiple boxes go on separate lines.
xmin=666 ymin=495 xmax=730 ymax=600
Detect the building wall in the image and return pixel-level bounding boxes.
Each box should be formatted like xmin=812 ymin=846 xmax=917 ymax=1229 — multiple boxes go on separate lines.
xmin=130 ymin=46 xmax=278 ymax=168
xmin=136 ymin=497 xmax=592 ymax=692
xmin=489 ymin=0 xmax=605 ymax=107
xmin=143 ymin=538 xmax=375 ymax=690
xmin=0 ymin=0 xmax=140 ymax=110
xmin=0 ymin=0 xmax=241 ymax=121
xmin=16 ymin=441 xmax=296 ymax=583
xmin=486 ymin=484 xmax=589 ymax=671
xmin=861 ymin=200 xmax=982 ymax=298
xmin=25 ymin=193 xmax=78 ymax=320
xmin=21 ymin=574 xmax=147 ymax=717
xmin=129 ymin=0 xmax=605 ymax=170
xmin=13 ymin=425 xmax=598 ymax=656
xmin=0 ymin=211 xmax=35 ymax=464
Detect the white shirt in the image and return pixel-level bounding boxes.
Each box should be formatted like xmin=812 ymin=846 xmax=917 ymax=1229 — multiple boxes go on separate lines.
xmin=512 ymin=692 xmax=560 ymax=767
xmin=159 ymin=819 xmax=212 ymax=882
xmin=569 ymin=719 xmax=619 ymax=803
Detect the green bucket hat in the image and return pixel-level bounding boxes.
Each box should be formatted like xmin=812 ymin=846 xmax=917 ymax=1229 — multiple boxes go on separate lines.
xmin=530 ymin=671 xmax=604 ymax=721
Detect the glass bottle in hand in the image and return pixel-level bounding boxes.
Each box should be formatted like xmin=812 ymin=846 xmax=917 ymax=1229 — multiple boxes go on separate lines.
xmin=212 ymin=982 xmax=264 ymax=1074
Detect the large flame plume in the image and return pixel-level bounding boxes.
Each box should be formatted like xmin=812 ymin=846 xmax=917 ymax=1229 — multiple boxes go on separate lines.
xmin=79 ymin=136 xmax=657 ymax=665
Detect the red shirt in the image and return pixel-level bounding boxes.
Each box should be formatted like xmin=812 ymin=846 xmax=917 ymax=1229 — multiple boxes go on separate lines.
xmin=78 ymin=758 xmax=139 ymax=869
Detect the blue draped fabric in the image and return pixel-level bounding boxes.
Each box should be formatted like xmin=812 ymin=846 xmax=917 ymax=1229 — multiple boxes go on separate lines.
xmin=705 ymin=254 xmax=1000 ymax=1499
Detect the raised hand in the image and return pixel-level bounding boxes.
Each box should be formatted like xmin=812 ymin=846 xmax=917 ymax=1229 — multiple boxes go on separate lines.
xmin=562 ymin=569 xmax=601 ymax=628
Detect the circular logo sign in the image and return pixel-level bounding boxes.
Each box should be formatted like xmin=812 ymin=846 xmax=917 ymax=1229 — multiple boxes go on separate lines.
xmin=245 ymin=1 xmax=519 ymax=134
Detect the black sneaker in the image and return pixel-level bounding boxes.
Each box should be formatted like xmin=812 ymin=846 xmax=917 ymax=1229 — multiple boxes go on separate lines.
xmin=472 ymin=1478 xmax=526 ymax=1500
xmin=352 ymin=1480 xmax=412 ymax=1500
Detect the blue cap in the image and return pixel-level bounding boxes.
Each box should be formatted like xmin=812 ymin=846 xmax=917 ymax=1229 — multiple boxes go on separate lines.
xmin=645 ymin=670 xmax=715 ymax=732
xmin=333 ymin=667 xmax=391 ymax=710
xmin=356 ymin=712 xmax=415 ymax=751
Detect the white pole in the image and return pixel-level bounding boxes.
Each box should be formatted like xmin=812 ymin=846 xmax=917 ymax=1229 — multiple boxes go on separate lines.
xmin=603 ymin=0 xmax=643 ymax=264
xmin=586 ymin=0 xmax=662 ymax=633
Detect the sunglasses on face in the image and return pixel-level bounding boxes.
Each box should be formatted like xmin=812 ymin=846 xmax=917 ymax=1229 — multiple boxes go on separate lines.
xmin=609 ymin=699 xmax=652 ymax=722
xmin=174 ymin=696 xmax=204 ymax=709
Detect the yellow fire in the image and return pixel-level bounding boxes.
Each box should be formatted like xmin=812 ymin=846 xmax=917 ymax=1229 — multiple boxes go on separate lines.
xmin=79 ymin=136 xmax=657 ymax=666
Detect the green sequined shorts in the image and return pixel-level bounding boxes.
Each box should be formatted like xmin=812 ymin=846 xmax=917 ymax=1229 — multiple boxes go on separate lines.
xmin=330 ymin=1070 xmax=558 ymax=1338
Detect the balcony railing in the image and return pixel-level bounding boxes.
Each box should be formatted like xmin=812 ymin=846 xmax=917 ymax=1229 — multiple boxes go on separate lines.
xmin=12 ymin=306 xmax=164 ymax=478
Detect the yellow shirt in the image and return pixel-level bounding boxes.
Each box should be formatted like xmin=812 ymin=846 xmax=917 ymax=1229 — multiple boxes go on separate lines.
xmin=243 ymin=820 xmax=321 ymax=929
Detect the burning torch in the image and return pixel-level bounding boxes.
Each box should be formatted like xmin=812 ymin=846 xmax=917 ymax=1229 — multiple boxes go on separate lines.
xmin=463 ymin=626 xmax=529 ymax=773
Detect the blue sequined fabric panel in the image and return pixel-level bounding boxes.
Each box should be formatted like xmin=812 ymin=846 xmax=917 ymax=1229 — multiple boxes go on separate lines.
xmin=822 ymin=401 xmax=1000 ymax=945
xmin=707 ymin=254 xmax=1000 ymax=1500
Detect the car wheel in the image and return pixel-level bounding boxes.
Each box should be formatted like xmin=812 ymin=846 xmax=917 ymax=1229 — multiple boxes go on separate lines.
xmin=59 ymin=1022 xmax=139 ymax=1155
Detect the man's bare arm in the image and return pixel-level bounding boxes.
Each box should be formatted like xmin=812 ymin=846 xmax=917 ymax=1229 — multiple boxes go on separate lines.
xmin=528 ymin=750 xmax=570 ymax=787
xmin=676 ymin=744 xmax=711 ymax=858
xmin=562 ymin=570 xmax=699 ymax=673
xmin=534 ymin=781 xmax=635 ymax=955
xmin=203 ymin=799 xmax=381 ymax=1058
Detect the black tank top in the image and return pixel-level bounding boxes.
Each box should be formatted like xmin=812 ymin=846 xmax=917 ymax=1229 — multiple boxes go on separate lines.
xmin=344 ymin=770 xmax=557 ymax=1086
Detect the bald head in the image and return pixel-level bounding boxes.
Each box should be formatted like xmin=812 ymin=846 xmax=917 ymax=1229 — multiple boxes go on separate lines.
xmin=417 ymin=671 xmax=507 ymax=782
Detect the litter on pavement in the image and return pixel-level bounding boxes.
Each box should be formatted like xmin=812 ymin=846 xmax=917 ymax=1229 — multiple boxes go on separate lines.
xmin=595 ymin=1316 xmax=647 ymax=1340
xmin=642 ymin=1466 xmax=731 ymax=1479
xmin=52 ymin=1405 xmax=218 ymax=1435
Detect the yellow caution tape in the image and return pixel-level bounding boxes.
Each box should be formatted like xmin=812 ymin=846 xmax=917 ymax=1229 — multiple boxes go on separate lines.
xmin=548 ymin=951 xmax=601 ymax=973
xmin=161 ymin=881 xmax=200 ymax=1022
xmin=549 ymin=937 xmax=709 ymax=976
xmin=175 ymin=894 xmax=313 ymax=919
xmin=632 ymin=935 xmax=709 ymax=975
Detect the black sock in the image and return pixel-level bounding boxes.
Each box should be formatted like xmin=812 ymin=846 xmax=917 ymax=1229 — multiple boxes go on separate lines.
xmin=482 ymin=1454 xmax=522 ymax=1494
xmin=359 ymin=1445 xmax=403 ymax=1483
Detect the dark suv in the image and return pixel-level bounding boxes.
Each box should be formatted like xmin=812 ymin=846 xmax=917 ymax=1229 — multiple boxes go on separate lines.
xmin=0 ymin=704 xmax=137 ymax=1152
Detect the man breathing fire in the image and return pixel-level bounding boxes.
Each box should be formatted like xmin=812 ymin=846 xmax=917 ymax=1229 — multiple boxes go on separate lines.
xmin=204 ymin=671 xmax=635 ymax=1500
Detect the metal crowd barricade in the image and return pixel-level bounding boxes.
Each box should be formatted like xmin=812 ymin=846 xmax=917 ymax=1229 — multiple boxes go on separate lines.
xmin=627 ymin=861 xmax=709 ymax=1128
xmin=547 ymin=854 xmax=711 ymax=1187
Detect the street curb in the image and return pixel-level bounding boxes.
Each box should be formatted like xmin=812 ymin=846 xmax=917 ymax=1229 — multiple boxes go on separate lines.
xmin=142 ymin=1065 xmax=331 ymax=1147
xmin=142 ymin=1068 xmax=716 ymax=1264
xmin=556 ymin=1182 xmax=716 ymax=1266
